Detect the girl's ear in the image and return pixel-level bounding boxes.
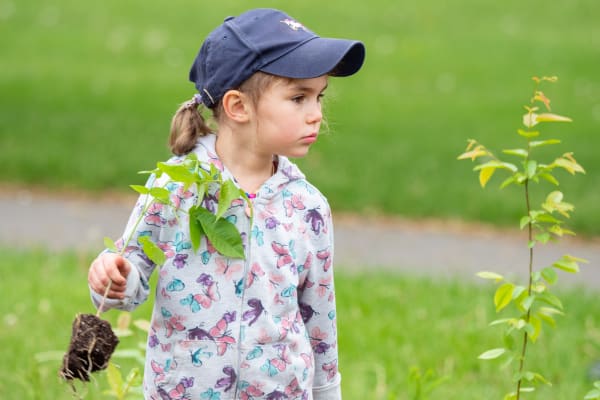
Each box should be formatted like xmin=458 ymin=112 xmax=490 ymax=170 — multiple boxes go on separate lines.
xmin=221 ymin=90 xmax=252 ymax=123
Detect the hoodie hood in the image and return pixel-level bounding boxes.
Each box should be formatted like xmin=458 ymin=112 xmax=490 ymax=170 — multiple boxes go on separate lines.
xmin=192 ymin=134 xmax=306 ymax=202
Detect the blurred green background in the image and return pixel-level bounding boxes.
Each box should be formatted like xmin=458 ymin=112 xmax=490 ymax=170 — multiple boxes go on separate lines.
xmin=1 ymin=0 xmax=599 ymax=233
xmin=2 ymin=1 xmax=600 ymax=398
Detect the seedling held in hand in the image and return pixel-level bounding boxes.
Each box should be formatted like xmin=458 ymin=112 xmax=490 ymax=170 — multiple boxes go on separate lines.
xmin=60 ymin=153 xmax=250 ymax=385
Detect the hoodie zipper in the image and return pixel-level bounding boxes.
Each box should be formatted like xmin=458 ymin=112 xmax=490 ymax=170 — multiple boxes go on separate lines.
xmin=233 ymin=196 xmax=254 ymax=399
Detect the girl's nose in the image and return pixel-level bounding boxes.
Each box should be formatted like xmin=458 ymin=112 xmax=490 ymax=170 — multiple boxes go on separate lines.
xmin=307 ymin=102 xmax=323 ymax=124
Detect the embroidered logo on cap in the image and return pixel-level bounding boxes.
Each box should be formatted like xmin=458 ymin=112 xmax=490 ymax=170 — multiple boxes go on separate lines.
xmin=281 ymin=18 xmax=307 ymax=31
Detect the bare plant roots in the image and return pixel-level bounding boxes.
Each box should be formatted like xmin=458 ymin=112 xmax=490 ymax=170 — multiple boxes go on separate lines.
xmin=60 ymin=313 xmax=119 ymax=381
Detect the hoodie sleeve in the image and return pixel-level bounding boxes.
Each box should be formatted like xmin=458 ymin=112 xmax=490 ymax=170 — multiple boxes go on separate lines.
xmin=298 ymin=201 xmax=342 ymax=400
xmin=90 ymin=174 xmax=165 ymax=312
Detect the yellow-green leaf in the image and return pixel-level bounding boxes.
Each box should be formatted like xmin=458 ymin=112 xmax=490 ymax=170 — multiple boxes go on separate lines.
xmin=473 ymin=160 xmax=518 ymax=173
xmin=149 ymin=187 xmax=171 ymax=204
xmin=104 ymin=236 xmax=119 ymax=253
xmin=106 ymin=362 xmax=124 ymax=397
xmin=530 ymin=139 xmax=561 ymax=148
xmin=553 ymin=157 xmax=585 ymax=175
xmin=478 ymin=348 xmax=506 ymax=360
xmin=502 ymin=148 xmax=529 ymax=158
xmin=129 ymin=184 xmax=149 ymax=195
xmin=529 ymin=315 xmax=542 ymax=343
xmin=139 ymin=235 xmax=166 ymax=265
xmin=517 ymin=129 xmax=539 ymax=138
xmin=536 ymin=113 xmax=572 ymax=123
xmin=479 ymin=167 xmax=495 ymax=188
xmin=476 ymin=271 xmax=504 ymax=282
xmin=494 ymin=283 xmax=515 ymax=312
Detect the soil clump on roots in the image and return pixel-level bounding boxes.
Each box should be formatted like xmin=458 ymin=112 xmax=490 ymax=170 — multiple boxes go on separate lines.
xmin=60 ymin=313 xmax=119 ymax=381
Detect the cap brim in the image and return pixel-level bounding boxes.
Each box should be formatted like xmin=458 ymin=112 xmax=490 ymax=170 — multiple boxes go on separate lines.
xmin=260 ymin=37 xmax=365 ymax=79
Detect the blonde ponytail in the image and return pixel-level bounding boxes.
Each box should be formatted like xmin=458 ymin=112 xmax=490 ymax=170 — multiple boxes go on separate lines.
xmin=169 ymin=96 xmax=212 ymax=156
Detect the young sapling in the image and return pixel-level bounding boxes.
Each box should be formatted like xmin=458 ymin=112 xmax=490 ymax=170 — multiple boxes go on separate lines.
xmin=458 ymin=76 xmax=587 ymax=399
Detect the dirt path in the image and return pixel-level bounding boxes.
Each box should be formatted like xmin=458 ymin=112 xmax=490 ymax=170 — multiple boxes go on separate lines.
xmin=2 ymin=185 xmax=599 ymax=289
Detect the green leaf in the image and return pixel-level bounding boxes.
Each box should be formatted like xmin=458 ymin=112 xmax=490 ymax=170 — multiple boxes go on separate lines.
xmin=476 ymin=271 xmax=504 ymax=282
xmin=530 ymin=139 xmax=561 ymax=148
xmin=541 ymin=267 xmax=558 ymax=285
xmin=194 ymin=206 xmax=245 ymax=259
xmin=538 ymin=292 xmax=563 ymax=310
xmin=519 ymin=387 xmax=535 ymax=393
xmin=478 ymin=348 xmax=506 ymax=360
xmin=514 ymin=172 xmax=527 ymax=184
xmin=500 ymin=175 xmax=517 ymax=189
xmin=196 ymin=182 xmax=207 ymax=206
xmin=520 ymin=294 xmax=536 ymax=312
xmin=494 ymin=283 xmax=515 ymax=312
xmin=130 ymin=185 xmax=150 ymax=195
xmin=512 ymin=285 xmax=526 ymax=300
xmin=536 ymin=113 xmax=572 ymax=123
xmin=474 ymin=160 xmax=518 ymax=173
xmin=188 ymin=207 xmax=204 ymax=252
xmin=489 ymin=318 xmax=515 ymax=326
xmin=525 ymin=160 xmax=537 ymax=179
xmin=535 ymin=232 xmax=551 ymax=244
xmin=137 ymin=167 xmax=161 ymax=176
xmin=552 ymin=257 xmax=580 ymax=273
xmin=138 ymin=235 xmax=166 ymax=265
xmin=529 ymin=315 xmax=542 ymax=343
xmin=209 ymin=163 xmax=221 ymax=179
xmin=125 ymin=367 xmax=142 ymax=388
xmin=216 ymin=179 xmax=241 ymax=220
xmin=538 ymin=173 xmax=559 ymax=186
xmin=519 ymin=216 xmax=531 ymax=230
xmin=536 ymin=212 xmax=561 ymax=224
xmin=538 ymin=306 xmax=564 ymax=324
xmin=149 ymin=187 xmax=171 ymax=204
xmin=104 ymin=237 xmax=119 ymax=253
xmin=157 ymin=161 xmax=197 ymax=184
xmin=502 ymin=148 xmax=529 ymax=158
xmin=106 ymin=362 xmax=124 ymax=397
xmin=517 ymin=129 xmax=539 ymax=138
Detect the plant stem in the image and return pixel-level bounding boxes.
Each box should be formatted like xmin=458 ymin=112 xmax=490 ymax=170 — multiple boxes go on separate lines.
xmin=516 ymin=177 xmax=534 ymax=399
xmin=96 ymin=193 xmax=154 ymax=317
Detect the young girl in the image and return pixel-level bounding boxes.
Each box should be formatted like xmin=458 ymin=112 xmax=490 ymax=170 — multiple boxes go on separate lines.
xmin=87 ymin=8 xmax=365 ymax=399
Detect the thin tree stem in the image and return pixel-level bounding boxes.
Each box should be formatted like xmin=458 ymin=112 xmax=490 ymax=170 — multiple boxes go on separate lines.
xmin=516 ymin=179 xmax=534 ymax=399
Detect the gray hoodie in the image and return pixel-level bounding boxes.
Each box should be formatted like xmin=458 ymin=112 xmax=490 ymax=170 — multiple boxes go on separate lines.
xmin=92 ymin=134 xmax=341 ymax=399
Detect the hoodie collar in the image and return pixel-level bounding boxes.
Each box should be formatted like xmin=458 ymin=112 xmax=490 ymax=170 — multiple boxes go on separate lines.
xmin=192 ymin=134 xmax=305 ymax=201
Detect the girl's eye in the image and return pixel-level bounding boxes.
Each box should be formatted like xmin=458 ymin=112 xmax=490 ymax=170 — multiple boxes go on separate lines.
xmin=291 ymin=95 xmax=305 ymax=103
xmin=317 ymin=93 xmax=325 ymax=102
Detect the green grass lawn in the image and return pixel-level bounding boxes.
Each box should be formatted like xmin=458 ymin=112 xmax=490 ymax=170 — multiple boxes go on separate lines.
xmin=1 ymin=0 xmax=599 ymax=234
xmin=1 ymin=248 xmax=599 ymax=399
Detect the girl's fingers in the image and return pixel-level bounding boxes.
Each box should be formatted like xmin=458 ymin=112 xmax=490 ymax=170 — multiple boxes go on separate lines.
xmin=88 ymin=255 xmax=128 ymax=298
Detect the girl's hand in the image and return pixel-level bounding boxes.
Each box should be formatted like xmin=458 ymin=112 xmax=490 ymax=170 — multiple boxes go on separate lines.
xmin=88 ymin=253 xmax=131 ymax=299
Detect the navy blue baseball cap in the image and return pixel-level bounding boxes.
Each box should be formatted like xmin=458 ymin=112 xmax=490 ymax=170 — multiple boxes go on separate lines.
xmin=189 ymin=8 xmax=366 ymax=108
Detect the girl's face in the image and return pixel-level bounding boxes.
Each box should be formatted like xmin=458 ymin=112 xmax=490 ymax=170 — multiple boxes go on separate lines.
xmin=251 ymin=75 xmax=328 ymax=159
